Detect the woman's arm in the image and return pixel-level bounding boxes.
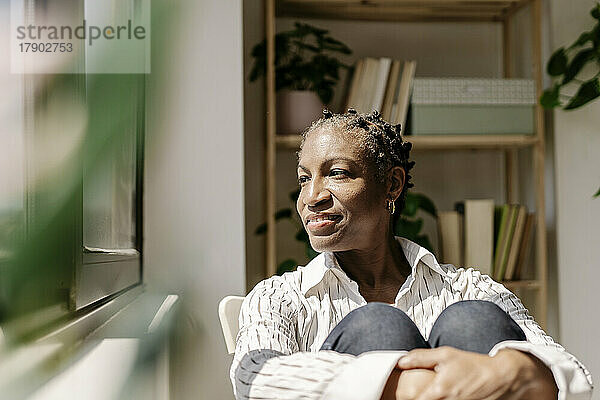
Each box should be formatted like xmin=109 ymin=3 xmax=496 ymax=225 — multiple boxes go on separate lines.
xmin=231 ymin=275 xmax=406 ymax=400
xmin=464 ymin=268 xmax=593 ymax=399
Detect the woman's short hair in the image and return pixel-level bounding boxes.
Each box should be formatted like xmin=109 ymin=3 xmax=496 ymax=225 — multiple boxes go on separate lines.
xmin=298 ymin=108 xmax=415 ymax=215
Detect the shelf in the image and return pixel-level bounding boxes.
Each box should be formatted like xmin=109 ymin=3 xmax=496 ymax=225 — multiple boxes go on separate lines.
xmin=264 ymin=0 xmax=548 ymax=328
xmin=501 ymin=280 xmax=541 ymax=290
xmin=276 ymin=133 xmax=539 ymax=150
xmin=276 ymin=0 xmax=531 ymax=22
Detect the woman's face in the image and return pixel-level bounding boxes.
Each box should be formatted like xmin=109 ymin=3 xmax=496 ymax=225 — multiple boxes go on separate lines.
xmin=296 ymin=127 xmax=389 ymax=252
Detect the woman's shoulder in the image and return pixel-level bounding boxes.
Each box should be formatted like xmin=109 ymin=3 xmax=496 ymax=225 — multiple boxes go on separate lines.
xmin=247 ymin=269 xmax=303 ymax=299
xmin=438 ymin=262 xmax=509 ymax=293
xmin=241 ymin=271 xmax=304 ymax=317
xmin=247 ymin=253 xmax=327 ymax=298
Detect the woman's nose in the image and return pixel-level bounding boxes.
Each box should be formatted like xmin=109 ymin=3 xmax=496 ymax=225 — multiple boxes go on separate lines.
xmin=306 ymin=178 xmax=331 ymax=206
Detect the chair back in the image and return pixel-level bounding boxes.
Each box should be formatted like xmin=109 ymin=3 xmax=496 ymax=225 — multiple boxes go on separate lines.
xmin=218 ymin=295 xmax=244 ymax=354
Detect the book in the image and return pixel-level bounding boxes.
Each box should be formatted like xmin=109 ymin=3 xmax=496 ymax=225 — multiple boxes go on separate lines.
xmin=360 ymin=57 xmax=379 ymax=113
xmin=492 ymin=204 xmax=510 ymax=278
xmin=392 ymin=60 xmax=417 ymax=128
xmin=493 ymin=205 xmax=504 ymax=257
xmin=494 ymin=204 xmax=519 ymax=281
xmin=437 ymin=211 xmax=463 ymax=266
xmin=347 ymin=57 xmax=373 ymax=113
xmin=514 ymin=213 xmax=535 ymax=280
xmin=371 ymin=57 xmax=392 ymax=112
xmin=504 ymin=205 xmax=527 ymax=280
xmin=381 ymin=60 xmax=401 ymax=120
xmin=345 ymin=58 xmax=416 ymax=119
xmin=464 ymin=199 xmax=494 ymax=276
xmin=345 ymin=59 xmax=364 ymax=111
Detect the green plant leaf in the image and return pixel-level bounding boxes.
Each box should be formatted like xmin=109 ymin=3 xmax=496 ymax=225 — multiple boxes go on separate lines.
xmin=292 ymin=40 xmax=320 ymax=53
xmin=564 ymin=78 xmax=600 ymax=109
xmin=591 ymin=3 xmax=600 ymax=20
xmin=275 ymin=35 xmax=291 ymax=66
xmin=289 ymin=188 xmax=300 ymax=202
xmin=294 ymin=22 xmax=328 ymax=37
xmin=414 ymin=193 xmax=438 ymax=217
xmin=562 ymin=48 xmax=595 ymax=85
xmin=277 ymin=258 xmax=298 ymax=275
xmin=316 ymin=86 xmax=334 ymax=104
xmin=594 ymin=186 xmax=600 ymax=198
xmin=593 ymin=24 xmax=600 ymax=47
xmin=394 ymin=217 xmax=423 ymax=239
xmin=540 ymin=84 xmax=561 ymax=108
xmin=295 ymin=228 xmax=309 ymax=243
xmin=275 ymin=208 xmax=292 ymax=219
xmin=306 ymin=245 xmax=319 ymax=260
xmin=254 ymin=208 xmax=293 ymax=234
xmin=414 ymin=235 xmax=434 ymax=253
xmin=248 ymin=40 xmax=266 ymax=82
xmin=401 ymin=193 xmax=419 ymax=217
xmin=547 ymin=47 xmax=568 ymax=76
xmin=569 ymin=31 xmax=593 ymax=49
xmin=254 ymin=223 xmax=267 ymax=235
xmin=319 ymin=36 xmax=352 ymax=54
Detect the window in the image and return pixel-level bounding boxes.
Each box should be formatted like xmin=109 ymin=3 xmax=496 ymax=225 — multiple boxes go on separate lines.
xmin=0 ymin=0 xmax=146 ymax=337
xmin=77 ymin=74 xmax=145 ymax=310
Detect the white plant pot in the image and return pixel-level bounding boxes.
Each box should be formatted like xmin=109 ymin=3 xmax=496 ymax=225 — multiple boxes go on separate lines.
xmin=276 ymin=90 xmax=324 ymax=135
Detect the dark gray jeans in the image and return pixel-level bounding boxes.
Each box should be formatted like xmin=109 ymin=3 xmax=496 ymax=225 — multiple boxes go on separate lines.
xmin=320 ymin=300 xmax=527 ymax=356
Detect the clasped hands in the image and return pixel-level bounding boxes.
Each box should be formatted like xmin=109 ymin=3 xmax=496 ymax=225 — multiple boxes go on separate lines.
xmin=381 ymin=347 xmax=558 ymax=400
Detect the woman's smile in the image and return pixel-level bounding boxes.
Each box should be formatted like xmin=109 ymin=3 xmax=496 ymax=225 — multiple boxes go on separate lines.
xmin=305 ymin=213 xmax=343 ymax=234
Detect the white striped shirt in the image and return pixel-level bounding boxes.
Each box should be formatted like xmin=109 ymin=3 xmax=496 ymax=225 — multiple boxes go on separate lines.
xmin=231 ymin=237 xmax=593 ymax=400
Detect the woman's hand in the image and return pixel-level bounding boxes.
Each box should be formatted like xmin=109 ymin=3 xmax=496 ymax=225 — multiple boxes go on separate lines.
xmin=381 ymin=368 xmax=436 ymax=400
xmin=396 ymin=347 xmax=558 ymax=400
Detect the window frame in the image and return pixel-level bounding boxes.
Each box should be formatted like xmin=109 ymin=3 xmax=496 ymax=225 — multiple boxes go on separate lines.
xmin=73 ymin=73 xmax=146 ymax=310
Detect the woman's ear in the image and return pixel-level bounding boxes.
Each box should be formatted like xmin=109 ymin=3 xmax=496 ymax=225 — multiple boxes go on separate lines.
xmin=387 ymin=166 xmax=405 ymax=201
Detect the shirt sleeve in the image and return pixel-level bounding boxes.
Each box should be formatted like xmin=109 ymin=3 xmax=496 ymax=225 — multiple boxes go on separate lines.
xmin=230 ymin=275 xmax=405 ymax=400
xmin=462 ymin=268 xmax=593 ymax=400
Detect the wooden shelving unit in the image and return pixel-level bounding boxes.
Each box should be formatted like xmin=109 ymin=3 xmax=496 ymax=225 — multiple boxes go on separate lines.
xmin=276 ymin=134 xmax=540 ymax=151
xmin=277 ymin=0 xmax=532 ymax=22
xmin=263 ymin=0 xmax=548 ymax=326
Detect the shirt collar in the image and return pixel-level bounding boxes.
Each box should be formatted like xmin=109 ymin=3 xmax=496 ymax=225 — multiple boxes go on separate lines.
xmin=298 ymin=237 xmax=449 ymax=296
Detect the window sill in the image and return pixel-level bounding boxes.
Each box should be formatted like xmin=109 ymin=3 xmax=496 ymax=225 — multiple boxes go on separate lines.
xmin=0 ymin=289 xmax=178 ymax=400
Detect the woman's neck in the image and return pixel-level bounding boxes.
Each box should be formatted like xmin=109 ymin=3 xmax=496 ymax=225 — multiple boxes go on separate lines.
xmin=334 ymin=234 xmax=411 ymax=292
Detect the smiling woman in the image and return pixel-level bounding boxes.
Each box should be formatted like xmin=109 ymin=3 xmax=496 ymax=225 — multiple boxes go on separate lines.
xmin=230 ymin=110 xmax=592 ymax=400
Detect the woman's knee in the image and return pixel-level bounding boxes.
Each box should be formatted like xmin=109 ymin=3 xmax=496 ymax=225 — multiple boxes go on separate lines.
xmin=321 ymin=303 xmax=428 ymax=354
xmin=429 ymin=300 xmax=526 ymax=353
xmin=437 ymin=300 xmax=508 ymax=322
xmin=343 ymin=302 xmax=414 ymax=332
xmin=432 ymin=300 xmax=519 ymax=332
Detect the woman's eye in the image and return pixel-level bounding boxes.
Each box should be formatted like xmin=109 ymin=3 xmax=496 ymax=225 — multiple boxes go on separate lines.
xmin=330 ymin=169 xmax=348 ymax=178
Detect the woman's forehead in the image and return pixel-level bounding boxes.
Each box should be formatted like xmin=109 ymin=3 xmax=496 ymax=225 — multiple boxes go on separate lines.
xmin=299 ymin=127 xmax=366 ymax=160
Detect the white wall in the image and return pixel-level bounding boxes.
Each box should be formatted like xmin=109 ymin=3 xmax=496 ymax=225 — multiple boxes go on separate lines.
xmin=550 ymin=0 xmax=600 ymax=395
xmin=144 ymin=1 xmax=245 ymax=399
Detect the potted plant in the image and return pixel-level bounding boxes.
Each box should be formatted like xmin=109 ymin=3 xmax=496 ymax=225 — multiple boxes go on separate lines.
xmin=540 ymin=2 xmax=600 ymax=197
xmin=249 ymin=22 xmax=352 ymax=134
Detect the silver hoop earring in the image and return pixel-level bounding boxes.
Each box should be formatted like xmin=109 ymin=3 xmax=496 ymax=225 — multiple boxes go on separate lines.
xmin=387 ymin=199 xmax=396 ymax=215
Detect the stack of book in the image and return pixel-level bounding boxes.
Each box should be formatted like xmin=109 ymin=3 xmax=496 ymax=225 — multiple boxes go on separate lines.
xmin=437 ymin=199 xmax=535 ymax=281
xmin=345 ymin=57 xmax=416 ymax=129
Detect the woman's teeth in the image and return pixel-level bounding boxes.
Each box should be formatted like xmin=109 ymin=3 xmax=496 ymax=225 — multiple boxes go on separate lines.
xmin=310 ymin=215 xmax=337 ymax=222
